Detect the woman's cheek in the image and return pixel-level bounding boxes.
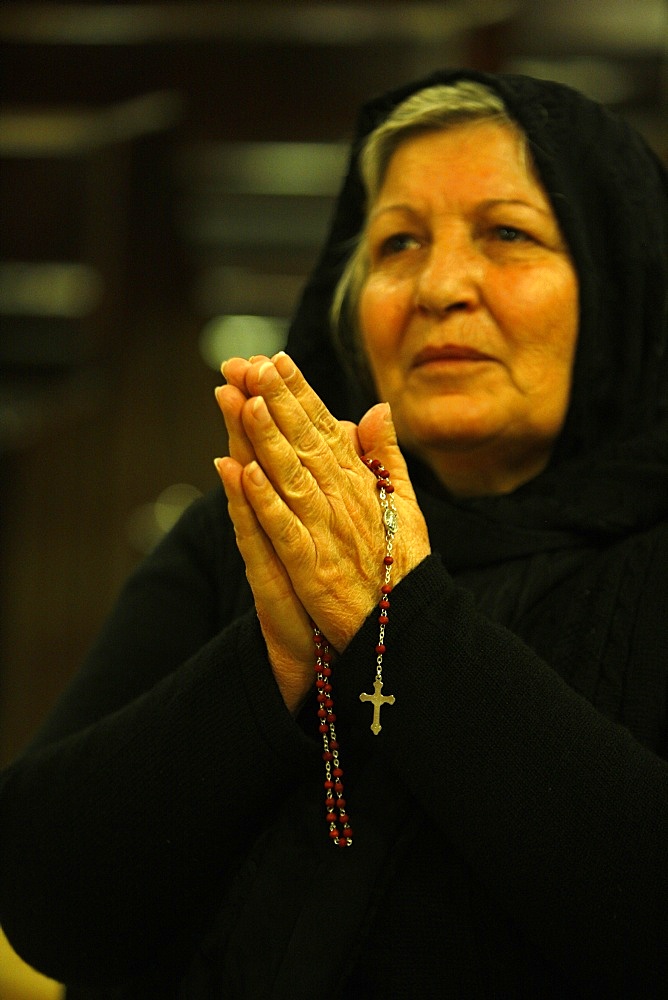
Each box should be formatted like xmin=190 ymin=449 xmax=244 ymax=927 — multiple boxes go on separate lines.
xmin=359 ymin=275 xmax=408 ymax=351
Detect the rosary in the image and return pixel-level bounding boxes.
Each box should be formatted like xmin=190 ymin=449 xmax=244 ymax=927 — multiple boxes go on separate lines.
xmin=313 ymin=455 xmax=398 ymax=847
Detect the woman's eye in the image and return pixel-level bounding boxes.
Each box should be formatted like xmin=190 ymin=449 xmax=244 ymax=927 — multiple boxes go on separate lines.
xmin=379 ymin=232 xmax=420 ymax=256
xmin=494 ymin=225 xmax=531 ymax=243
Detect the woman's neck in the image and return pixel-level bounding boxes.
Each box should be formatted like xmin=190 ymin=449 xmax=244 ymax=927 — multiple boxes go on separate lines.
xmin=414 ymin=441 xmax=551 ymax=498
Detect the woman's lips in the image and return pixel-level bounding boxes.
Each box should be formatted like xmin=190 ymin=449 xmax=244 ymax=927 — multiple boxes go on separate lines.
xmin=411 ymin=344 xmax=495 ymax=367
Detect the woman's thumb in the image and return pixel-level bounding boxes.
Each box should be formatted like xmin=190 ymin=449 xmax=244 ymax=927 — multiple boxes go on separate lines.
xmin=357 ymin=403 xmax=413 ymax=486
xmin=358 ymin=403 xmax=431 ymax=568
xmin=358 ymin=402 xmax=394 ymax=451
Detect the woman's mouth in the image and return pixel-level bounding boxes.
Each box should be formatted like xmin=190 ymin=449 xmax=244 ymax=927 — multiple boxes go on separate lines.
xmin=411 ymin=344 xmax=495 ymax=367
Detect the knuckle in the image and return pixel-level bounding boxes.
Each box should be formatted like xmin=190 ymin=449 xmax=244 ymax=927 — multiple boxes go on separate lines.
xmin=280 ymin=464 xmax=314 ymax=505
xmin=276 ymin=514 xmax=304 ymax=550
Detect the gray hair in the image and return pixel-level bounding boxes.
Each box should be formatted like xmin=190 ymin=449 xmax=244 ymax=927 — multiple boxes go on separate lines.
xmin=331 ymin=80 xmax=517 ymax=389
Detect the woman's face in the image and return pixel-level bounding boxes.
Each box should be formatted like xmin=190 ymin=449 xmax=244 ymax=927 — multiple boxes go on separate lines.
xmin=358 ymin=121 xmax=579 ymax=496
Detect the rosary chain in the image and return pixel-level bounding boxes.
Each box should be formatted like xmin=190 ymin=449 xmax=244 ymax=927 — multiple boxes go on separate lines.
xmin=313 ymin=455 xmax=398 ymax=846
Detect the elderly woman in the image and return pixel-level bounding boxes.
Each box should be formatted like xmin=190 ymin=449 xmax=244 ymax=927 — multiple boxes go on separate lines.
xmin=1 ymin=69 xmax=667 ymax=998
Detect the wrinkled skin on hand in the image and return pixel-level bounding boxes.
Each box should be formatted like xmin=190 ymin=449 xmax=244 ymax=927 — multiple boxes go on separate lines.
xmin=214 ymin=352 xmax=431 ymax=713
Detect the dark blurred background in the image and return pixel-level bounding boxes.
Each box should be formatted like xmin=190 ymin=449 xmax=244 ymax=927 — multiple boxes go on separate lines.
xmin=1 ymin=0 xmax=666 ymax=768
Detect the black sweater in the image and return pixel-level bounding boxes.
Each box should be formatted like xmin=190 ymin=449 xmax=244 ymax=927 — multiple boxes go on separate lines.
xmin=1 ymin=485 xmax=668 ymax=997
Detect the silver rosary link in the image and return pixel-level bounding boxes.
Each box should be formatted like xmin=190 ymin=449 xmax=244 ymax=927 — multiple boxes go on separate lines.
xmin=359 ymin=459 xmax=397 ymax=735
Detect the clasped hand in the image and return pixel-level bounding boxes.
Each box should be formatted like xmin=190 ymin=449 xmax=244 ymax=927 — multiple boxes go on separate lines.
xmin=214 ymin=353 xmax=431 ymax=713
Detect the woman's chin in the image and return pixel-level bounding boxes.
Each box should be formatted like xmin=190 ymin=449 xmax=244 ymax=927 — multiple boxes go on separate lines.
xmin=395 ymin=399 xmax=504 ymax=454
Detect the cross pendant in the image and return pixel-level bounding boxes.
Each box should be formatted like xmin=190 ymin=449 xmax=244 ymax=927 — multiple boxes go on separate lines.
xmin=359 ymin=678 xmax=395 ymax=735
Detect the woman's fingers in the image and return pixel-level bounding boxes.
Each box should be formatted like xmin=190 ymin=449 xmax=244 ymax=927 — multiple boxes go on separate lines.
xmin=214 ymin=455 xmax=315 ymax=712
xmin=220 ymin=356 xmax=271 ymax=396
xmin=222 ymin=353 xmax=360 ymax=471
xmin=240 ymin=391 xmax=344 ymax=521
xmin=215 ymin=455 xmax=298 ymax=592
xmin=214 ymin=383 xmax=255 ymax=466
xmin=237 ymin=399 xmax=432 ymax=651
xmin=273 ymin=352 xmax=350 ymax=454
xmin=216 ymin=353 xmax=431 ymax=652
xmin=240 ymin=459 xmax=309 ymax=554
xmin=217 ymin=356 xmax=275 ymax=467
xmin=357 ymin=403 xmax=432 ymax=575
xmin=237 ymin=458 xmax=356 ymax=652
xmin=220 ymin=355 xmax=357 ymax=497
xmin=358 ymin=403 xmax=420 ymax=501
xmin=251 ymin=356 xmax=360 ymax=472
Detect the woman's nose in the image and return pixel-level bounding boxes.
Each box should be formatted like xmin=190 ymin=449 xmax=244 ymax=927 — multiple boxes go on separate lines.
xmin=414 ymin=239 xmax=482 ymax=315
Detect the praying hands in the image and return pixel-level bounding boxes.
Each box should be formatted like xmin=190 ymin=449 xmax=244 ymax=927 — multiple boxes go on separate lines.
xmin=213 ymin=352 xmax=431 ymax=713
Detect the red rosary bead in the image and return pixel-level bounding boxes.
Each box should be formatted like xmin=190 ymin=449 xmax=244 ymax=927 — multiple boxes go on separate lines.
xmin=314 ymin=626 xmax=352 ymax=848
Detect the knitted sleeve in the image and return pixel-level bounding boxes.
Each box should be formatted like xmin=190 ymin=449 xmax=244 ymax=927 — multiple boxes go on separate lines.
xmin=333 ymin=551 xmax=668 ymax=995
xmin=0 ymin=490 xmax=318 ymax=986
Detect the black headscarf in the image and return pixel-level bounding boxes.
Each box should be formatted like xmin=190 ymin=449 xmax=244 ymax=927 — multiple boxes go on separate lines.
xmin=285 ymin=70 xmax=668 ymax=569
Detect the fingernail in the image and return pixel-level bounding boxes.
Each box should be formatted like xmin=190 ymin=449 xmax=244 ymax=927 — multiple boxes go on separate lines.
xmin=258 ymin=361 xmax=279 ymax=385
xmin=247 ymin=461 xmax=266 ymax=486
xmin=252 ymin=395 xmax=271 ymax=423
xmin=273 ymin=351 xmax=295 ymax=378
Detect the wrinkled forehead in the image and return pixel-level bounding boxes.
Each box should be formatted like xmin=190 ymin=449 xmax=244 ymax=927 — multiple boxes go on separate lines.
xmin=370 ymin=120 xmax=544 ymax=214
xmin=366 ymin=115 xmax=532 ymax=197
